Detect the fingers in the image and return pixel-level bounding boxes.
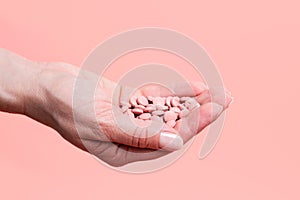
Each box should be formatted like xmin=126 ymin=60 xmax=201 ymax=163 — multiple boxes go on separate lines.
xmin=174 ymin=102 xmax=224 ymax=143
xmin=139 ymin=81 xmax=208 ymax=98
xmin=88 ymin=140 xmax=169 ymax=167
xmin=96 ymin=80 xmax=232 ymax=153
xmin=90 ymin=102 xmax=224 ymax=167
xmin=196 ymin=86 xmax=232 ymax=108
xmin=170 ymin=81 xmax=208 ymax=97
xmin=111 ymin=144 xmax=169 ymax=167
xmin=172 ymin=85 xmax=232 ymax=143
xmin=175 ymin=86 xmax=233 ymax=143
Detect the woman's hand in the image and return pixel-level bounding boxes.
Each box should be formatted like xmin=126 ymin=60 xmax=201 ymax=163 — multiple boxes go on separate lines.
xmin=31 ymin=62 xmax=231 ymax=166
xmin=0 ymin=49 xmax=232 ymax=167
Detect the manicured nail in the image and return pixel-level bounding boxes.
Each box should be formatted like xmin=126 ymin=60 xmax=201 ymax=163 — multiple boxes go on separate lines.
xmin=160 ymin=132 xmax=183 ymax=151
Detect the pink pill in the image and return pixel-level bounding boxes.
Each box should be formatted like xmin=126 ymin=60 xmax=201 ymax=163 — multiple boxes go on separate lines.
xmin=144 ymin=105 xmax=156 ymax=112
xmin=164 ymin=111 xmax=178 ymax=122
xmin=179 ymin=109 xmax=189 ymax=118
xmin=147 ymin=96 xmax=154 ymax=101
xmin=153 ymin=97 xmax=165 ymax=106
xmin=135 ymin=105 xmax=145 ymax=110
xmin=170 ymin=107 xmax=181 ymax=113
xmin=132 ymin=108 xmax=143 ymax=115
xmin=152 ymin=110 xmax=165 ymax=116
xmin=156 ymin=104 xmax=169 ymax=111
xmin=137 ymin=96 xmax=148 ymax=106
xmin=171 ymin=97 xmax=180 ymax=107
xmin=129 ymin=96 xmax=138 ymax=106
xmin=166 ymin=120 xmax=176 ymax=128
xmin=139 ymin=113 xmax=151 ymax=120
xmin=166 ymin=96 xmax=172 ymax=107
xmin=162 ymin=105 xmax=169 ymax=111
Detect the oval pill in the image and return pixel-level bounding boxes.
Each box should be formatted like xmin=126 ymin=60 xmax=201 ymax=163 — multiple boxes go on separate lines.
xmin=156 ymin=104 xmax=169 ymax=111
xmin=179 ymin=109 xmax=189 ymax=118
xmin=144 ymin=105 xmax=156 ymax=112
xmin=139 ymin=113 xmax=151 ymax=120
xmin=170 ymin=107 xmax=181 ymax=113
xmin=162 ymin=105 xmax=169 ymax=111
xmin=171 ymin=97 xmax=180 ymax=107
xmin=129 ymin=96 xmax=138 ymax=106
xmin=152 ymin=110 xmax=165 ymax=116
xmin=135 ymin=105 xmax=145 ymax=109
xmin=132 ymin=108 xmax=143 ymax=115
xmin=173 ymin=96 xmax=180 ymax=101
xmin=147 ymin=96 xmax=154 ymax=101
xmin=166 ymin=96 xmax=172 ymax=107
xmin=137 ymin=96 xmax=148 ymax=106
xmin=153 ymin=97 xmax=165 ymax=106
xmin=164 ymin=111 xmax=178 ymax=121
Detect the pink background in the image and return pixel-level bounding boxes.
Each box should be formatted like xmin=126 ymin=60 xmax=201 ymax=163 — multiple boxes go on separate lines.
xmin=1 ymin=0 xmax=300 ymax=199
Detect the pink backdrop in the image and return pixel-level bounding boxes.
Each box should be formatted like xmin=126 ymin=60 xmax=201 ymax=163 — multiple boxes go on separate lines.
xmin=1 ymin=0 xmax=300 ymax=199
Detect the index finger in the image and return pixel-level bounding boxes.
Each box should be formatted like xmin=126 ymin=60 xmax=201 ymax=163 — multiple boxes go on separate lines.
xmin=139 ymin=81 xmax=208 ymax=97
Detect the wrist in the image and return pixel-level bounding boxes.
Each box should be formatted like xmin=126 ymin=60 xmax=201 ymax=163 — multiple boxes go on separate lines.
xmin=24 ymin=62 xmax=77 ymax=128
xmin=22 ymin=62 xmax=65 ymax=127
xmin=0 ymin=49 xmax=42 ymax=114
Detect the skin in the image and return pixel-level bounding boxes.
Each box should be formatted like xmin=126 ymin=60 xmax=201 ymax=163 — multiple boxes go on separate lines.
xmin=0 ymin=48 xmax=232 ymax=167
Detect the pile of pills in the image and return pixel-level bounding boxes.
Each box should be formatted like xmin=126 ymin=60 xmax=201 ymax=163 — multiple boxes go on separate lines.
xmin=120 ymin=95 xmax=200 ymax=127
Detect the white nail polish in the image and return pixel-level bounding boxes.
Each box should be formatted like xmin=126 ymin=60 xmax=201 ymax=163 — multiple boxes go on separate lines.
xmin=160 ymin=133 xmax=183 ymax=151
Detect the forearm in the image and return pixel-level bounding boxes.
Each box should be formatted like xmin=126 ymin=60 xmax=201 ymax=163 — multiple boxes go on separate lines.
xmin=0 ymin=48 xmax=88 ymax=151
xmin=0 ymin=48 xmax=42 ymax=114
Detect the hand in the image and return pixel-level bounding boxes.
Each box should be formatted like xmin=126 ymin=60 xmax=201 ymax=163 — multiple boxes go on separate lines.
xmin=0 ymin=49 xmax=232 ymax=167
xmin=28 ymin=62 xmax=232 ymax=167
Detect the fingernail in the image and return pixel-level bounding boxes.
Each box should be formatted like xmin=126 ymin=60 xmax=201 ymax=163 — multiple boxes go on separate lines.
xmin=212 ymin=103 xmax=223 ymax=117
xmin=160 ymin=132 xmax=183 ymax=151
